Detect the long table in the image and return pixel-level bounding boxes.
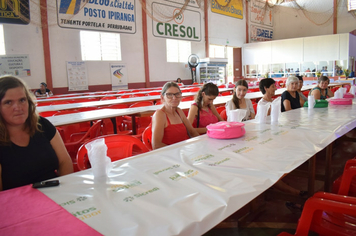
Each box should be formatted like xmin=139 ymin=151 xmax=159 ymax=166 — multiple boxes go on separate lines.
xmin=37 ymin=99 xmax=356 ymax=235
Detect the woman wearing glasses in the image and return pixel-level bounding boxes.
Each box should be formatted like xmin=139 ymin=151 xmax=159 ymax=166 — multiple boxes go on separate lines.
xmin=152 ymin=82 xmax=199 ymax=149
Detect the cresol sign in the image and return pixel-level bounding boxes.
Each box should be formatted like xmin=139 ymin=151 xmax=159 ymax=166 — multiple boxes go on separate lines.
xmin=152 ymin=2 xmax=201 ymax=41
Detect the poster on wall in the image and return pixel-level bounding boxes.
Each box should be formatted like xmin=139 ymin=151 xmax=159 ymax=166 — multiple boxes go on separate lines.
xmin=0 ymin=55 xmax=31 ymax=77
xmin=152 ymin=2 xmax=201 ymax=41
xmin=111 ymin=64 xmax=128 ymax=90
xmin=210 ymin=0 xmax=243 ymax=19
xmin=250 ymin=0 xmax=273 ymax=27
xmin=66 ymin=61 xmax=88 ymax=91
xmin=250 ymin=24 xmax=273 ymax=42
xmin=0 ymin=0 xmax=30 ymax=24
xmin=56 ymin=0 xmax=136 ymax=33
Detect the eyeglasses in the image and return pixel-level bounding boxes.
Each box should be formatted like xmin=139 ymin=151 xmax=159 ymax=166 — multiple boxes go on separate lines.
xmin=165 ymin=92 xmax=182 ymax=98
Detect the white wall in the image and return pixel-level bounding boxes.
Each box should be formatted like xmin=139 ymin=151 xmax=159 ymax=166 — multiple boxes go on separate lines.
xmin=272 ymin=1 xmax=355 ymax=40
xmin=3 ymin=0 xmax=46 ymax=89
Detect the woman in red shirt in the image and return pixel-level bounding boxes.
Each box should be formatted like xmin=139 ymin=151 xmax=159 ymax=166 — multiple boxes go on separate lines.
xmin=151 ymin=82 xmax=199 ymax=149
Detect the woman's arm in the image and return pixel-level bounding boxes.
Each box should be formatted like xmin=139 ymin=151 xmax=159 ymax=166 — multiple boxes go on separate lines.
xmin=48 ymin=90 xmax=54 ymax=96
xmin=225 ymin=100 xmax=234 ymax=121
xmin=35 ymin=92 xmax=46 ymax=98
xmin=151 ymin=110 xmax=168 ymax=149
xmin=178 ymin=108 xmax=199 ymax=137
xmin=210 ymin=105 xmax=224 ymax=121
xmin=187 ymin=105 xmax=207 ymax=134
xmin=283 ymin=99 xmax=292 ymax=111
xmin=311 ymin=89 xmax=321 ymax=100
xmin=328 ymin=88 xmax=334 ymax=98
xmin=50 ymin=131 xmax=73 ymax=176
xmin=299 ymin=94 xmax=305 ymax=107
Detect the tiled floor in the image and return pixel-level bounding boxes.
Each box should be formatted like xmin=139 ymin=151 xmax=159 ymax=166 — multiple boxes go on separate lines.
xmin=203 ymin=131 xmax=356 ymax=236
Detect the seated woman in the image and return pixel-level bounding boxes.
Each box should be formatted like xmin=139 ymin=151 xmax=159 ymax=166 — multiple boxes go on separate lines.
xmin=258 ymin=78 xmax=277 ymax=116
xmin=187 ymin=83 xmax=224 ymax=134
xmin=0 ymin=76 xmax=73 ymax=191
xmin=35 ymin=82 xmax=53 ymax=98
xmin=176 ymin=78 xmax=184 ymax=86
xmin=281 ymin=76 xmax=301 ymax=112
xmin=225 ymin=80 xmax=255 ymax=121
xmin=297 ymin=76 xmax=307 ymax=107
xmin=310 ymin=76 xmax=333 ymax=100
xmin=151 ymin=82 xmax=199 ymax=149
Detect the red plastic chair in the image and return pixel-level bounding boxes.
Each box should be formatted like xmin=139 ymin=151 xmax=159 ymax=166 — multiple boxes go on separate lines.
xmin=218 ymin=84 xmax=226 ymax=88
xmin=36 ymin=102 xmax=53 ymax=107
xmin=332 ymin=158 xmax=356 ymax=196
xmin=132 ymin=93 xmax=146 ymax=97
xmin=50 ymin=101 xmax=71 ymax=105
xmin=106 ymin=104 xmax=129 ymax=109
xmin=123 ymin=101 xmax=154 ymax=131
xmin=142 ymin=126 xmax=152 ymax=150
xmin=302 ymin=90 xmax=310 ymax=98
xmin=147 ymin=91 xmax=161 ymax=96
xmin=220 ymin=91 xmax=231 ymax=96
xmin=216 ymin=106 xmax=225 ymax=114
xmin=181 ymin=96 xmax=195 ymax=102
xmin=64 ymin=120 xmax=103 ymax=164
xmin=39 ymin=111 xmax=58 ymax=117
xmin=100 ymin=96 xmax=117 ymax=101
xmin=253 ymin=103 xmax=257 ymax=114
xmin=177 ymin=83 xmax=183 ymax=86
xmin=71 ymin=98 xmax=99 ymax=103
xmin=76 ymin=134 xmax=149 ymax=170
xmin=120 ymin=94 xmax=132 ymax=98
xmin=220 ymin=109 xmax=227 ymax=121
xmin=192 ymin=82 xmax=199 ymax=85
xmin=189 ymin=87 xmax=200 ymax=93
xmin=278 ymin=192 xmax=356 ymax=236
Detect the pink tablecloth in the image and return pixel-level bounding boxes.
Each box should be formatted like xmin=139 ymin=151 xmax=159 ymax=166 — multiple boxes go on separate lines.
xmin=0 ymin=185 xmax=102 ymax=236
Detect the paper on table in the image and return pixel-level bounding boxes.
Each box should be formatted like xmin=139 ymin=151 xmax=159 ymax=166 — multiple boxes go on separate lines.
xmin=271 ymin=97 xmax=281 ymax=123
xmin=85 ymin=138 xmax=112 ymax=179
xmin=350 ymin=85 xmax=356 ymax=95
xmin=334 ymin=89 xmax=343 ymax=99
xmin=308 ymin=95 xmax=315 ymax=109
xmin=228 ymin=109 xmax=247 ymax=122
xmin=255 ymin=99 xmax=271 ymax=123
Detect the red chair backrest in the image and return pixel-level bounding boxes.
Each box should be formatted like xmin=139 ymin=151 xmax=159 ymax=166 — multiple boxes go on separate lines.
xmin=181 ymin=96 xmax=195 ymax=102
xmin=100 ymin=96 xmax=117 ymax=101
xmin=50 ymin=101 xmax=71 ymax=105
xmin=107 ymin=104 xmax=129 ymax=109
xmin=120 ymin=94 xmax=132 ymax=98
xmin=147 ymin=92 xmax=161 ymax=96
xmin=220 ymin=91 xmax=231 ymax=96
xmin=129 ymin=101 xmax=154 ymax=108
xmin=76 ymin=134 xmax=149 ymax=170
xmin=189 ymin=87 xmax=200 ymax=93
xmin=39 ymin=111 xmax=58 ymax=117
xmin=142 ymin=126 xmax=152 ymax=150
xmin=216 ymin=106 xmax=225 ymax=114
xmin=218 ymin=85 xmax=226 ymax=88
xmin=220 ymin=109 xmax=227 ymax=121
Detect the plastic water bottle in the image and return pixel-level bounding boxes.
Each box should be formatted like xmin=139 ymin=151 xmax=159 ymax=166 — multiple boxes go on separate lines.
xmin=46 ymin=92 xmax=49 ymax=97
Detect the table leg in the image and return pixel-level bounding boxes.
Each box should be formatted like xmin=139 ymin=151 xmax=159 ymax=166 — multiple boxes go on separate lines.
xmin=308 ymin=155 xmax=316 ymax=197
xmin=324 ymin=143 xmax=333 ymax=192
xmin=132 ymin=115 xmax=137 ymax=135
xmin=110 ymin=118 xmax=117 ymax=134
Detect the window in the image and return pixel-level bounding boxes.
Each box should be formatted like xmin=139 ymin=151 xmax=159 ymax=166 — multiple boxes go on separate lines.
xmin=0 ymin=25 xmax=5 ymax=55
xmin=349 ymin=0 xmax=356 ymax=11
xmin=166 ymin=39 xmax=191 ymax=63
xmin=80 ymin=31 xmax=121 ymax=61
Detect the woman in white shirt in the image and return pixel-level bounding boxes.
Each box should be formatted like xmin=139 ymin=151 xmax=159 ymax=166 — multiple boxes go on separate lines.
xmin=225 ymin=80 xmax=255 ymax=121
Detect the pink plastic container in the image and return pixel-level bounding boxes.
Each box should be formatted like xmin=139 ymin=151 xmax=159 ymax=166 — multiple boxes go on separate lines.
xmin=207 ymin=121 xmax=245 ymax=139
xmin=329 ymin=98 xmax=353 ymax=105
xmin=343 ymin=93 xmax=355 ymax=98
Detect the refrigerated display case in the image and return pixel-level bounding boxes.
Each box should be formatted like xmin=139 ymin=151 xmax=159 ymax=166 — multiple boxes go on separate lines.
xmin=198 ymin=58 xmax=228 ymax=84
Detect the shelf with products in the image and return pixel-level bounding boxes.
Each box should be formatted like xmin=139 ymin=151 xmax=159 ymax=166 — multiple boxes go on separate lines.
xmin=198 ymin=58 xmax=228 ymax=84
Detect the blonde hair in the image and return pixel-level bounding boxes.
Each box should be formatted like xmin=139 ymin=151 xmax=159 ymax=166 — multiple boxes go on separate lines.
xmin=0 ymin=76 xmax=40 ymax=145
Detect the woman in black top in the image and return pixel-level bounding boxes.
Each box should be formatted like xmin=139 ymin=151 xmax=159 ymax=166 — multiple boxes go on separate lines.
xmin=0 ymin=76 xmax=73 ymax=191
xmin=35 ymin=82 xmax=53 ymax=97
xmin=281 ymin=76 xmax=301 ymax=112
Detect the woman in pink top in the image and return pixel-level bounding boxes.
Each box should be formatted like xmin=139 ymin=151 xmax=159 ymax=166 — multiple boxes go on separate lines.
xmin=151 ymin=82 xmax=199 ymax=149
xmin=187 ymin=83 xmax=223 ymax=134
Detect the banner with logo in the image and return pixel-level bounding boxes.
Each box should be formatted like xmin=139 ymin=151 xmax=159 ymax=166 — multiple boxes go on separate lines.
xmin=250 ymin=0 xmax=273 ymax=26
xmin=66 ymin=61 xmax=88 ymax=91
xmin=111 ymin=64 xmax=128 ymax=90
xmin=0 ymin=55 xmax=31 ymax=77
xmin=0 ymin=0 xmax=30 ymax=24
xmin=211 ymin=0 xmax=243 ymax=19
xmin=152 ymin=2 xmax=201 ymax=42
xmin=250 ymin=24 xmax=273 ymax=42
xmin=57 ymin=0 xmax=136 ymax=33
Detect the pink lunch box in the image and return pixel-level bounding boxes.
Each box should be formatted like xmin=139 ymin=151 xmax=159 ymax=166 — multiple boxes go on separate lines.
xmin=343 ymin=93 xmax=355 ymax=98
xmin=207 ymin=121 xmax=245 ymax=139
xmin=329 ymin=98 xmax=353 ymax=105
